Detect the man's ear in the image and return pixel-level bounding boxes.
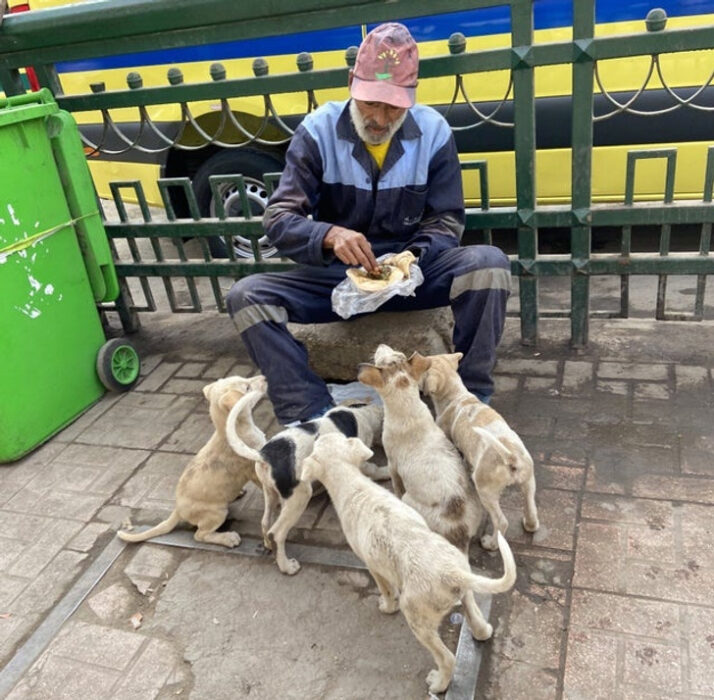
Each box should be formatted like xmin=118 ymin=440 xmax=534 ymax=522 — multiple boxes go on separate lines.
xmin=347 ymin=69 xmax=354 ymax=89
xmin=357 ymin=363 xmax=384 ymax=389
xmin=407 ymin=352 xmax=431 ymax=380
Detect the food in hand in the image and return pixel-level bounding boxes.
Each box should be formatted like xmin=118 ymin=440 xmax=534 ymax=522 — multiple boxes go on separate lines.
xmin=346 ymin=263 xmax=404 ymax=292
xmin=345 ymin=250 xmax=417 ymax=293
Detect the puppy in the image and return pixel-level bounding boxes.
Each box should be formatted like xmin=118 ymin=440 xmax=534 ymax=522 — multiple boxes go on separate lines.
xmin=117 ymin=374 xmax=268 ymax=548
xmin=420 ymin=352 xmax=539 ymax=550
xmin=358 ymin=344 xmax=481 ymax=553
xmin=302 ymin=433 xmax=516 ymax=695
xmin=225 ymin=399 xmax=386 ymax=575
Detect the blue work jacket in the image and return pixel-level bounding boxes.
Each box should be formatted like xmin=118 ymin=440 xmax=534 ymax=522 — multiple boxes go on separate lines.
xmin=262 ymin=99 xmax=465 ymax=268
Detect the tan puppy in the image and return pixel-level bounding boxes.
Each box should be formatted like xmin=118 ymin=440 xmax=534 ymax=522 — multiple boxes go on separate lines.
xmin=358 ymin=344 xmax=481 ymax=552
xmin=420 ymin=352 xmax=539 ymax=550
xmin=117 ymin=374 xmax=268 ymax=548
xmin=302 ymin=433 xmax=516 ymax=695
xmin=226 ymin=399 xmax=386 ymax=575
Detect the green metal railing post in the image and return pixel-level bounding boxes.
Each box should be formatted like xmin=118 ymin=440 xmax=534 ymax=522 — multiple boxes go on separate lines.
xmin=570 ymin=0 xmax=595 ymax=347
xmin=511 ymin=0 xmax=538 ymax=345
xmin=2 ymin=0 xmax=712 ymax=341
xmin=0 ymin=68 xmax=25 ymax=96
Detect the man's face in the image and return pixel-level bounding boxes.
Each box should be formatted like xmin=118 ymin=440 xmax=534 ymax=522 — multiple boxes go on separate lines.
xmin=350 ymin=98 xmax=407 ymax=145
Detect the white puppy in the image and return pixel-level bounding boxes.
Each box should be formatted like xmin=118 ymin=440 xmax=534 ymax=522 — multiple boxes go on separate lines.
xmin=420 ymin=352 xmax=539 ymax=549
xmin=226 ymin=399 xmax=386 ymax=575
xmin=302 ymin=433 xmax=516 ymax=695
xmin=358 ymin=344 xmax=481 ymax=552
xmin=117 ymin=374 xmax=267 ymax=548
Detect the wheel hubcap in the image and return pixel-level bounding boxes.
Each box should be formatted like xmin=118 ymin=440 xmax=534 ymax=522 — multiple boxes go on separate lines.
xmin=111 ymin=346 xmax=140 ymax=385
xmin=210 ymin=176 xmax=277 ymax=258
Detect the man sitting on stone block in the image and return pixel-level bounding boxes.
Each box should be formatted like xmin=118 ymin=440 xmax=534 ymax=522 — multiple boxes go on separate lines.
xmin=226 ymin=22 xmax=511 ymax=426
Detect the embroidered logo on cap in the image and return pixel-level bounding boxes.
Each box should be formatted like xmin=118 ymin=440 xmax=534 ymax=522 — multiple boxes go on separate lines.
xmin=375 ymin=49 xmax=400 ymax=80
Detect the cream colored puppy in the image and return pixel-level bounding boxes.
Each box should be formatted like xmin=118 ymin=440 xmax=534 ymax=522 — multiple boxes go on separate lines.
xmin=302 ymin=433 xmax=516 ymax=695
xmin=358 ymin=344 xmax=481 ymax=552
xmin=420 ymin=352 xmax=539 ymax=550
xmin=117 ymin=374 xmax=268 ymax=548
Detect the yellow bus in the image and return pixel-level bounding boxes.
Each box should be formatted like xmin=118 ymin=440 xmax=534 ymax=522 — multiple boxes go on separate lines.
xmin=8 ymin=0 xmax=714 ymax=256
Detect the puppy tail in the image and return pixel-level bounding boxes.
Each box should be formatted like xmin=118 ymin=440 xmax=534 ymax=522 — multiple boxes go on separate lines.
xmin=467 ymin=532 xmax=516 ymax=594
xmin=225 ymin=390 xmax=263 ymax=462
xmin=472 ymin=427 xmax=513 ymax=464
xmin=117 ymin=510 xmax=181 ymax=542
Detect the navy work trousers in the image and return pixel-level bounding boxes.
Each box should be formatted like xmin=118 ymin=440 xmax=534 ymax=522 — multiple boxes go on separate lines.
xmin=226 ymin=244 xmax=511 ymax=424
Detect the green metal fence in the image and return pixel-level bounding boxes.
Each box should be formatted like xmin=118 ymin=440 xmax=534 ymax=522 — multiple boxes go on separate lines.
xmin=1 ymin=0 xmax=712 ymax=346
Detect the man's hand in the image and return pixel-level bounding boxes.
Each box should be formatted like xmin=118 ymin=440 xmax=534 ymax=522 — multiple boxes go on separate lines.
xmin=323 ymin=226 xmax=379 ymax=273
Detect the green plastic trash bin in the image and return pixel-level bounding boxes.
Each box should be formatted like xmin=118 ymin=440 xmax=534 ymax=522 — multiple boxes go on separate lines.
xmin=0 ymin=89 xmax=139 ymax=463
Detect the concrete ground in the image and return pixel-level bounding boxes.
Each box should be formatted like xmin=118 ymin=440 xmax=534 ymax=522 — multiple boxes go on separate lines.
xmin=1 ymin=295 xmax=713 ymax=698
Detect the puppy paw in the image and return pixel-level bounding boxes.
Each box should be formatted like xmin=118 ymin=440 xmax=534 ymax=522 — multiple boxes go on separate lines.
xmin=195 ymin=530 xmax=241 ymax=548
xmin=426 ymin=669 xmax=450 ymax=695
xmin=473 ymin=622 xmax=493 ymax=641
xmin=378 ymin=596 xmax=399 ymax=614
xmin=522 ymin=515 xmax=540 ymax=533
xmin=480 ymin=533 xmax=499 ymax=551
xmin=280 ymin=558 xmax=301 ymax=576
xmin=222 ymin=531 xmax=241 ymax=548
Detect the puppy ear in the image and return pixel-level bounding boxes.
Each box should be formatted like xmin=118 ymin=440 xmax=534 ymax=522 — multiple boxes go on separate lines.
xmin=448 ymin=352 xmax=464 ymax=369
xmin=357 ymin=363 xmax=384 ymax=389
xmin=348 ymin=437 xmax=373 ymax=464
xmin=407 ymin=352 xmax=431 ymax=380
xmin=202 ymin=381 xmax=216 ymax=401
xmin=423 ymin=371 xmax=439 ymax=396
xmin=300 ymin=455 xmax=320 ymax=483
xmin=250 ymin=374 xmax=267 ymax=392
xmin=219 ymin=390 xmax=242 ymax=413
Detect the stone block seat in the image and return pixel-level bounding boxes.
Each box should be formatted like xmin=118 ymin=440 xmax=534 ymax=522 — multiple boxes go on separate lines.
xmin=290 ymin=307 xmax=455 ymax=382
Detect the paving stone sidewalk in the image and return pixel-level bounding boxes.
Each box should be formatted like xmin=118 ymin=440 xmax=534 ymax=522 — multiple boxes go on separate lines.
xmin=0 ymin=313 xmax=712 ymax=700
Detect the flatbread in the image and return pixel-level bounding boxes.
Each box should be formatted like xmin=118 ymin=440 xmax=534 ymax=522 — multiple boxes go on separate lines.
xmin=346 ymin=263 xmax=404 ymax=293
xmin=384 ymin=250 xmax=416 ymax=278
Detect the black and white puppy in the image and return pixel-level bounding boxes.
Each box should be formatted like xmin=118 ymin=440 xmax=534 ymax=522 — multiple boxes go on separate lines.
xmin=226 ymin=399 xmax=386 ymax=575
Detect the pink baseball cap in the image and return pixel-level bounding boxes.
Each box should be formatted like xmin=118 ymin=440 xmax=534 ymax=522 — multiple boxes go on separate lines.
xmin=350 ymin=23 xmax=419 ymax=109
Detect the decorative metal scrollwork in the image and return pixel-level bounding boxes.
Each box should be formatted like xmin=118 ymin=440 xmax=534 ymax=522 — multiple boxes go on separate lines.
xmin=594 ymin=9 xmax=714 ymax=121
xmin=444 ymin=32 xmax=514 ymax=130
xmin=77 ymin=33 xmax=519 ymax=156
xmin=78 ymin=49 xmax=331 ymax=155
xmin=594 ymin=55 xmax=714 ymax=121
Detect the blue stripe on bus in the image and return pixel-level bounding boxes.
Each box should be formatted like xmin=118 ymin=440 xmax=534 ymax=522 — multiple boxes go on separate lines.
xmin=388 ymin=0 xmax=712 ymax=42
xmin=56 ymin=25 xmax=365 ymax=73
xmin=56 ymin=0 xmax=713 ymax=74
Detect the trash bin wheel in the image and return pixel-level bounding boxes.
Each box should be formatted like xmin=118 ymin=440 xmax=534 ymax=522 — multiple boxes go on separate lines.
xmin=97 ymin=338 xmax=140 ymax=391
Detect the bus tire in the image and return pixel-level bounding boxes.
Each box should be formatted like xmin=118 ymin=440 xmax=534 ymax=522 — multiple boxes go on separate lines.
xmin=192 ymin=148 xmax=285 ymax=259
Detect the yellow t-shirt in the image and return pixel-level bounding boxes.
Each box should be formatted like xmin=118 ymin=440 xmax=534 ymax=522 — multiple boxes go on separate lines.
xmin=364 ymin=140 xmax=391 ymax=169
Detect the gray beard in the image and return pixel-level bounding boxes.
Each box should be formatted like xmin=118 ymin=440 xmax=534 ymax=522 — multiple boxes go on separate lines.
xmin=349 ymin=99 xmax=407 ymax=146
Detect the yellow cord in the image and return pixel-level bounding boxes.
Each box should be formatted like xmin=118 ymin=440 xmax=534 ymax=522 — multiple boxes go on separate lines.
xmin=0 ymin=212 xmax=95 ymax=258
